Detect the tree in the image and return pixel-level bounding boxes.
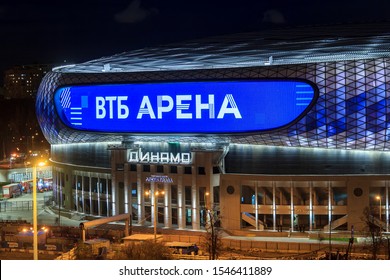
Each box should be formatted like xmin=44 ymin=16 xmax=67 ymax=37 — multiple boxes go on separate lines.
xmin=203 ymin=210 xmax=223 ymax=260
xmin=361 ymin=207 xmax=385 ymax=259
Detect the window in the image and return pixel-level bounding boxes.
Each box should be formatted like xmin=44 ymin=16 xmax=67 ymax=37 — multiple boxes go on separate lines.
xmin=184 ymin=167 xmax=192 ymax=174
xmin=91 ymin=177 xmax=98 ymax=192
xmin=143 ymin=165 xmax=150 ymax=172
xmin=213 ymin=186 xmax=220 ymax=203
xmin=198 ymin=167 xmax=206 ymax=175
xmin=171 ymin=185 xmax=178 ymax=204
xmin=130 ymin=164 xmax=137 ymax=171
xmin=185 ymin=186 xmax=192 ymax=205
xmin=170 ymin=166 xmax=177 ymax=174
xmin=156 ymin=165 xmax=164 ymax=173
xmin=116 ymin=164 xmax=124 ymax=171
xmin=83 ymin=176 xmax=90 ymax=192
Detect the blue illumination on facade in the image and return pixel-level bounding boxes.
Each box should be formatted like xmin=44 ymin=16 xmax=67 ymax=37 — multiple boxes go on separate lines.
xmin=35 ymin=35 xmax=390 ymax=151
xmin=53 ymin=80 xmax=316 ymax=134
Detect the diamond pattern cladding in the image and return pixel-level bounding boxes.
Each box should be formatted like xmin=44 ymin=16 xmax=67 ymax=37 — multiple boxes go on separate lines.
xmin=36 ymin=58 xmax=390 ymax=151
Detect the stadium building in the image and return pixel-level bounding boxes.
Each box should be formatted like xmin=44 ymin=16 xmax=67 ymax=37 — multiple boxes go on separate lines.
xmin=36 ymin=23 xmax=390 ymax=233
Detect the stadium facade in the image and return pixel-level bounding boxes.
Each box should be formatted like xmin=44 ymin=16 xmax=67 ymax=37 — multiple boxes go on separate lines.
xmin=36 ymin=23 xmax=390 ymax=233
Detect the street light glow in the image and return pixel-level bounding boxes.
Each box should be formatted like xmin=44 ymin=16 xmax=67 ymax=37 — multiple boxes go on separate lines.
xmin=145 ymin=189 xmax=165 ymax=241
xmin=33 ymin=160 xmax=46 ymax=260
xmin=376 ymin=195 xmax=382 ymax=222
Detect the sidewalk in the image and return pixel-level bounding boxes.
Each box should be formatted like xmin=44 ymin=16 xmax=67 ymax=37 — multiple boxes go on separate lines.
xmin=0 ymin=192 xmax=80 ymax=227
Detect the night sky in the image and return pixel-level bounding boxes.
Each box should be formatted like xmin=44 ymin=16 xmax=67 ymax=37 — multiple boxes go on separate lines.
xmin=1 ymin=0 xmax=390 ymax=79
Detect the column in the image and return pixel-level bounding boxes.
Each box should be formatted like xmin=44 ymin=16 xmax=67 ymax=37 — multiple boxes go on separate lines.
xmin=313 ymin=187 xmax=317 ymax=228
xmin=255 ymin=182 xmax=258 ymax=231
xmin=75 ymin=174 xmax=79 ymax=212
xmin=177 ymin=167 xmax=185 ymax=229
xmin=106 ymin=175 xmax=110 ymax=217
xmin=81 ymin=174 xmax=85 ymax=213
xmin=59 ymin=170 xmax=63 ymax=208
xmin=137 ymin=164 xmax=145 ymax=225
xmin=89 ymin=173 xmax=93 ymax=215
xmin=272 ymin=182 xmax=276 ymax=231
xmin=97 ymin=177 xmax=101 ymax=216
xmin=191 ymin=167 xmax=199 ymax=230
xmin=164 ymin=182 xmax=172 ymax=228
xmin=151 ymin=182 xmax=156 ymax=227
xmin=328 ymin=181 xmax=332 ymax=230
xmin=290 ymin=181 xmax=294 ymax=231
xmin=124 ymin=163 xmax=129 ymax=214
xmin=279 ymin=189 xmax=283 ymax=227
xmin=309 ymin=183 xmax=313 ymax=231
xmin=191 ymin=184 xmax=199 ymax=230
xmin=55 ymin=169 xmax=59 ymax=207
xmin=386 ymin=185 xmax=389 ymax=232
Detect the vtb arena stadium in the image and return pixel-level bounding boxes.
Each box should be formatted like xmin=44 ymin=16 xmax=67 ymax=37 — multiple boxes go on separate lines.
xmin=36 ymin=23 xmax=390 ymax=234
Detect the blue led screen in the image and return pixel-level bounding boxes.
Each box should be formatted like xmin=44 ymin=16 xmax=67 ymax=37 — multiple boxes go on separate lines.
xmin=54 ymin=80 xmax=317 ymax=134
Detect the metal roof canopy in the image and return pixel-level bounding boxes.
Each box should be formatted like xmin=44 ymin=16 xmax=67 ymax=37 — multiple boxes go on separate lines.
xmin=54 ymin=22 xmax=390 ymax=74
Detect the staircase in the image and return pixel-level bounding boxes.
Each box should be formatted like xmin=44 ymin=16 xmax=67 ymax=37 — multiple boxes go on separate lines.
xmin=368 ymin=215 xmax=387 ymax=230
xmin=323 ymin=215 xmax=348 ymax=231
xmin=242 ymin=212 xmax=265 ymax=230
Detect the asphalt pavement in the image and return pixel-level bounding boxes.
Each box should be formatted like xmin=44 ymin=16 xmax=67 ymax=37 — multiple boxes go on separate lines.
xmin=0 ymin=191 xmax=80 ymax=227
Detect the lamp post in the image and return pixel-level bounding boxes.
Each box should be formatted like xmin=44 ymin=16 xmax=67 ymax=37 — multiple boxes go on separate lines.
xmin=204 ymin=191 xmax=210 ymax=226
xmin=145 ymin=190 xmax=164 ymax=241
xmin=204 ymin=191 xmax=210 ymax=210
xmin=376 ymin=195 xmax=382 ymax=221
xmin=33 ymin=161 xmax=45 ymax=260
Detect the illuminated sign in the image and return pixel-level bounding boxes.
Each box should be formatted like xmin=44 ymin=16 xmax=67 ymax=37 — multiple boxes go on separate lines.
xmin=145 ymin=175 xmax=174 ymax=183
xmin=54 ymin=80 xmax=317 ymax=134
xmin=128 ymin=148 xmax=192 ymax=164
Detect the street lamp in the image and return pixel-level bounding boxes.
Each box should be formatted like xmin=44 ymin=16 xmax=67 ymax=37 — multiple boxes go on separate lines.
xmin=33 ymin=161 xmax=45 ymax=260
xmin=145 ymin=190 xmax=165 ymax=241
xmin=376 ymin=195 xmax=382 ymax=221
xmin=204 ymin=192 xmax=210 ymax=227
xmin=204 ymin=191 xmax=210 ymax=210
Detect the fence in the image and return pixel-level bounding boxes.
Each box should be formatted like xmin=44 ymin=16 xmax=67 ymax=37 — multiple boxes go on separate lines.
xmin=0 ymin=196 xmax=53 ymax=212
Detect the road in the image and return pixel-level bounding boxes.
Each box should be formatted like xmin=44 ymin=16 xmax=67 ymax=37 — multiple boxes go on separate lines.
xmin=0 ymin=191 xmax=80 ymax=227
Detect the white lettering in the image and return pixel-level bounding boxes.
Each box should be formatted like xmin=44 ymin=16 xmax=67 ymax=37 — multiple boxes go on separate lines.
xmin=118 ymin=96 xmax=129 ymax=119
xmin=129 ymin=151 xmax=138 ymax=162
xmin=96 ymin=97 xmax=106 ymax=119
xmin=137 ymin=96 xmax=156 ymax=119
xmin=95 ymin=96 xmax=129 ymax=119
xmin=176 ymin=95 xmax=192 ymax=119
xmin=181 ymin=153 xmax=192 ymax=164
xmin=170 ymin=153 xmax=180 ymax=163
xmin=157 ymin=95 xmax=174 ymax=119
xmin=160 ymin=152 xmax=169 ymax=163
xmin=128 ymin=148 xmax=192 ymax=164
xmin=97 ymin=93 xmax=241 ymax=121
xmin=150 ymin=152 xmax=159 ymax=163
xmin=217 ymin=94 xmax=242 ymax=119
xmin=105 ymin=96 xmax=116 ymax=119
xmin=196 ymin=94 xmax=215 ymax=119
xmin=140 ymin=150 xmax=149 ymax=162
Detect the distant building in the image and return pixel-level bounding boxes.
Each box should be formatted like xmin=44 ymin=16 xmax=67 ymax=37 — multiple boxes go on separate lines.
xmin=4 ymin=64 xmax=51 ymax=99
